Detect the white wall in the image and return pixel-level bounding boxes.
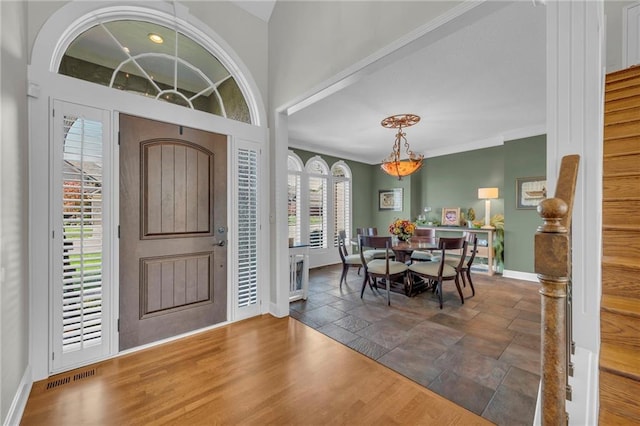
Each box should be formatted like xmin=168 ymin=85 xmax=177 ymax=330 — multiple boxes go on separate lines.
xmin=1 ymin=0 xmax=30 ymax=422
xmin=605 ymin=0 xmax=637 ymax=72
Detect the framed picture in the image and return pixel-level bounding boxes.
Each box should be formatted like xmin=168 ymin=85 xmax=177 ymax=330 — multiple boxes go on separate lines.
xmin=441 ymin=207 xmax=461 ymax=226
xmin=378 ymin=188 xmax=403 ymax=211
xmin=516 ymin=176 xmax=547 ymax=209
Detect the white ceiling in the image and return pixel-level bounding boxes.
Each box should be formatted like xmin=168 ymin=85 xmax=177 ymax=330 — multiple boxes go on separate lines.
xmin=231 ymin=0 xmax=277 ymax=22
xmin=287 ymin=2 xmax=547 ymax=165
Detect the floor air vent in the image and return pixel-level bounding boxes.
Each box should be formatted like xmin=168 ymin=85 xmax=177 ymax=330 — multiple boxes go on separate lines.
xmin=46 ymin=377 xmax=70 ymax=390
xmin=73 ymin=368 xmax=96 ymax=381
xmin=46 ymin=368 xmax=96 ymax=390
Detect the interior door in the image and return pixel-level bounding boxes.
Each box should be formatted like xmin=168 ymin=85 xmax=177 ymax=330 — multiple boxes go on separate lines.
xmin=119 ymin=114 xmax=227 ymax=350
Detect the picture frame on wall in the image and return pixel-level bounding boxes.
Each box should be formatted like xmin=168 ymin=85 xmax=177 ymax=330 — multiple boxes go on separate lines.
xmin=378 ymin=188 xmax=403 ymax=211
xmin=516 ymin=176 xmax=547 ymax=209
xmin=441 ymin=207 xmax=461 ymax=226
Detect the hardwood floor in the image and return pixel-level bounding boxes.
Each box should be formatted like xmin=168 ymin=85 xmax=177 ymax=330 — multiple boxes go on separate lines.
xmin=22 ymin=315 xmax=489 ymax=425
xmin=291 ymin=264 xmax=541 ymax=425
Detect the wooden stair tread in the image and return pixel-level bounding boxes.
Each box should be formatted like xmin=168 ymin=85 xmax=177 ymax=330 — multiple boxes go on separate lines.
xmin=602 ymin=224 xmax=640 ymax=231
xmin=602 ymin=294 xmax=640 ymax=318
xmin=599 ymin=406 xmax=639 ymax=425
xmin=606 ymin=65 xmax=640 ymax=83
xmin=602 ymin=256 xmax=640 ymax=270
xmin=600 ymin=370 xmax=640 ymax=421
xmin=600 ymin=343 xmax=640 ymax=381
xmin=604 ymin=150 xmax=640 ymax=158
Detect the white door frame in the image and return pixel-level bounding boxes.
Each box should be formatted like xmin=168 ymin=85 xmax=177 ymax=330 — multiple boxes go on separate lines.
xmin=28 ymin=1 xmax=268 ymax=381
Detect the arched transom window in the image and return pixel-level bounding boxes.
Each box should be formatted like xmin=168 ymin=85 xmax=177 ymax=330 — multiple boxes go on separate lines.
xmin=59 ymin=20 xmax=251 ymax=123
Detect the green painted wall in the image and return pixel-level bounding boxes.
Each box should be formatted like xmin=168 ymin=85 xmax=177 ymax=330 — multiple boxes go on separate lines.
xmin=290 ymin=148 xmax=374 ymax=232
xmin=292 ymin=135 xmax=545 ymax=273
xmin=419 ymin=146 xmax=504 ymax=226
xmin=503 ymin=135 xmax=547 ymax=273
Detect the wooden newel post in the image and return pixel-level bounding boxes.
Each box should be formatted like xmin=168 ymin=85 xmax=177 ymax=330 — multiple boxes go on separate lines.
xmin=533 ymin=154 xmax=579 ymax=425
xmin=535 ymin=197 xmax=569 ymax=425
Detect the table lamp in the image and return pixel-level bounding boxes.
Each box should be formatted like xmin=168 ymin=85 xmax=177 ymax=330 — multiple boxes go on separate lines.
xmin=478 ymin=187 xmax=499 ymax=229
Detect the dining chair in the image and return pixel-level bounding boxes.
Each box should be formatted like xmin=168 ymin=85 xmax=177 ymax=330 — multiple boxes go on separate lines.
xmin=357 ymin=227 xmax=394 ymax=260
xmin=410 ymin=227 xmax=437 ymax=262
xmin=359 ymin=235 xmax=408 ymax=306
xmin=445 ymin=232 xmax=477 ymax=296
xmin=337 ymin=230 xmax=367 ymax=288
xmin=408 ymin=236 xmax=468 ymax=309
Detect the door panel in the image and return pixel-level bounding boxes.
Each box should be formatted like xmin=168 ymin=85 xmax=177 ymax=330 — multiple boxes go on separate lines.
xmin=119 ymin=114 xmax=227 ymax=350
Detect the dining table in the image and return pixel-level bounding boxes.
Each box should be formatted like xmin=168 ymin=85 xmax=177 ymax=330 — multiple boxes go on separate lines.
xmin=391 ymin=237 xmax=438 ymax=264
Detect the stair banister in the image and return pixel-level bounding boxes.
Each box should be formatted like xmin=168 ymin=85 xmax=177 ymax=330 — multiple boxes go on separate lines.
xmin=535 ymin=154 xmax=579 ymax=425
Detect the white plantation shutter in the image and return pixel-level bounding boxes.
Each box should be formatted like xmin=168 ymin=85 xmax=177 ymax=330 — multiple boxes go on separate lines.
xmin=62 ymin=116 xmax=104 ymax=352
xmin=288 ymin=173 xmax=301 ymax=244
xmin=52 ymin=100 xmax=111 ymax=371
xmin=332 ymin=162 xmax=352 ymax=247
xmin=306 ymin=157 xmax=329 ymax=249
xmin=237 ymin=147 xmax=259 ymax=308
xmin=308 ymin=176 xmax=327 ymax=248
xmin=333 ymin=179 xmax=350 ymax=245
xmin=287 ymin=153 xmax=303 ymax=245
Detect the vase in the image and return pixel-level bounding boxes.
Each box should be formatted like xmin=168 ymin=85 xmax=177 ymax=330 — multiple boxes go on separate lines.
xmin=398 ymin=235 xmax=411 ymax=242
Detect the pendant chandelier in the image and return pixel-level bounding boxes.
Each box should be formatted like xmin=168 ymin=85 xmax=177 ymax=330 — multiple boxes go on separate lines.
xmin=380 ymin=113 xmax=424 ymax=180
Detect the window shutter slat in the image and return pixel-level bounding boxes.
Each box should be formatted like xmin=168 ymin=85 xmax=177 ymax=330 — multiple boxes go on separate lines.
xmin=237 ymin=148 xmax=259 ymax=308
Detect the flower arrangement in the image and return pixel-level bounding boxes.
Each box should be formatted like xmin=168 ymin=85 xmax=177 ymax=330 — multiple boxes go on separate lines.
xmin=389 ymin=218 xmax=416 ymax=241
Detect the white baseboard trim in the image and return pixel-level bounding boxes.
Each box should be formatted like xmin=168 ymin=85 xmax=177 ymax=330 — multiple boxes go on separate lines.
xmin=270 ymin=301 xmax=289 ymax=318
xmin=567 ymin=346 xmax=599 ymax=425
xmin=502 ymin=269 xmax=538 ymax=282
xmin=3 ymin=365 xmax=33 ymax=426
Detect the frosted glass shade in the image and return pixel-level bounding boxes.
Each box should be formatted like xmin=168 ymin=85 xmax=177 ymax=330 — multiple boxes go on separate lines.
xmin=380 ymin=158 xmax=423 ymax=180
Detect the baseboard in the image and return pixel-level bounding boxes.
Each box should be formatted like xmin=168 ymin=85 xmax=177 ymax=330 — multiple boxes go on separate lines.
xmin=566 ymin=346 xmax=598 ymax=425
xmin=270 ymin=301 xmax=289 ymax=318
xmin=502 ymin=269 xmax=538 ymax=282
xmin=3 ymin=365 xmax=32 ymax=426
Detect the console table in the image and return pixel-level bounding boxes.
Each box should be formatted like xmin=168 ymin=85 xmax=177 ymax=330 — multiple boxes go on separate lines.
xmin=418 ymin=226 xmax=496 ymax=276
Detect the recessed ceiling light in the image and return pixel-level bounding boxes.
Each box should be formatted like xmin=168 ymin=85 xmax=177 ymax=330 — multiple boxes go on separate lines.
xmin=148 ymin=33 xmax=163 ymax=44
xmin=123 ymin=46 xmax=130 ymax=54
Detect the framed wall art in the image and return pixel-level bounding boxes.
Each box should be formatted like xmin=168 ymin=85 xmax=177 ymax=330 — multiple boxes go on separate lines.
xmin=441 ymin=207 xmax=461 ymax=226
xmin=516 ymin=176 xmax=547 ymax=209
xmin=378 ymin=188 xmax=403 ymax=211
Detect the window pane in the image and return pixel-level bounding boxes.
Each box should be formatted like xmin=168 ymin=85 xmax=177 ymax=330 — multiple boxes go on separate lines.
xmin=59 ymin=20 xmax=251 ymax=123
xmin=288 ymin=174 xmax=301 ymax=244
xmin=62 ymin=115 xmax=104 ymax=353
xmin=309 ymin=176 xmax=327 ymax=249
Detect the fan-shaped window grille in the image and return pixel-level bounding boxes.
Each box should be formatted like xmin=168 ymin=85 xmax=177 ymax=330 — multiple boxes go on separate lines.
xmin=59 ymin=20 xmax=251 ymax=123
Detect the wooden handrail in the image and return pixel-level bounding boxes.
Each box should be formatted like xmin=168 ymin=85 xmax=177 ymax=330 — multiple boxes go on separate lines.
xmin=535 ymin=154 xmax=579 ymax=425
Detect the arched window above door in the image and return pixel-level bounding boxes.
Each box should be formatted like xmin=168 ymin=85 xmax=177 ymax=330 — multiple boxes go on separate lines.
xmin=59 ymin=19 xmax=251 ymax=123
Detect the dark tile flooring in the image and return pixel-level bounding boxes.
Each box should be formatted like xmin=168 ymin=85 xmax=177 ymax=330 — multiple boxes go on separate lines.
xmin=290 ymin=264 xmax=541 ymax=426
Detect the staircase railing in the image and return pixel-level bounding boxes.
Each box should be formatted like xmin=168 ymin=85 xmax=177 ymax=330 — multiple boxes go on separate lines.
xmin=535 ymin=154 xmax=579 ymax=425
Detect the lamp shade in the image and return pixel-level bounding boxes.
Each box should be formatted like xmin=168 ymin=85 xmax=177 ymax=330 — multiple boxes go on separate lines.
xmin=478 ymin=187 xmax=499 ymax=200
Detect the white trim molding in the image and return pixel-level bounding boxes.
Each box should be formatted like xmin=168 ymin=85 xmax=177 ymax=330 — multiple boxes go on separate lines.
xmin=3 ymin=366 xmax=32 ymax=426
xmin=543 ymin=1 xmax=604 ymax=424
xmin=502 ymin=270 xmax=538 ymax=283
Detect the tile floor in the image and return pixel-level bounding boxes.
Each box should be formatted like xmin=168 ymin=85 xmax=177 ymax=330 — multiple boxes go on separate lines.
xmin=290 ymin=264 xmax=541 ymax=426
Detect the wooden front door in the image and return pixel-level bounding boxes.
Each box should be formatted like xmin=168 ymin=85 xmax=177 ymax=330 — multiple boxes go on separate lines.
xmin=119 ymin=114 xmax=227 ymax=350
